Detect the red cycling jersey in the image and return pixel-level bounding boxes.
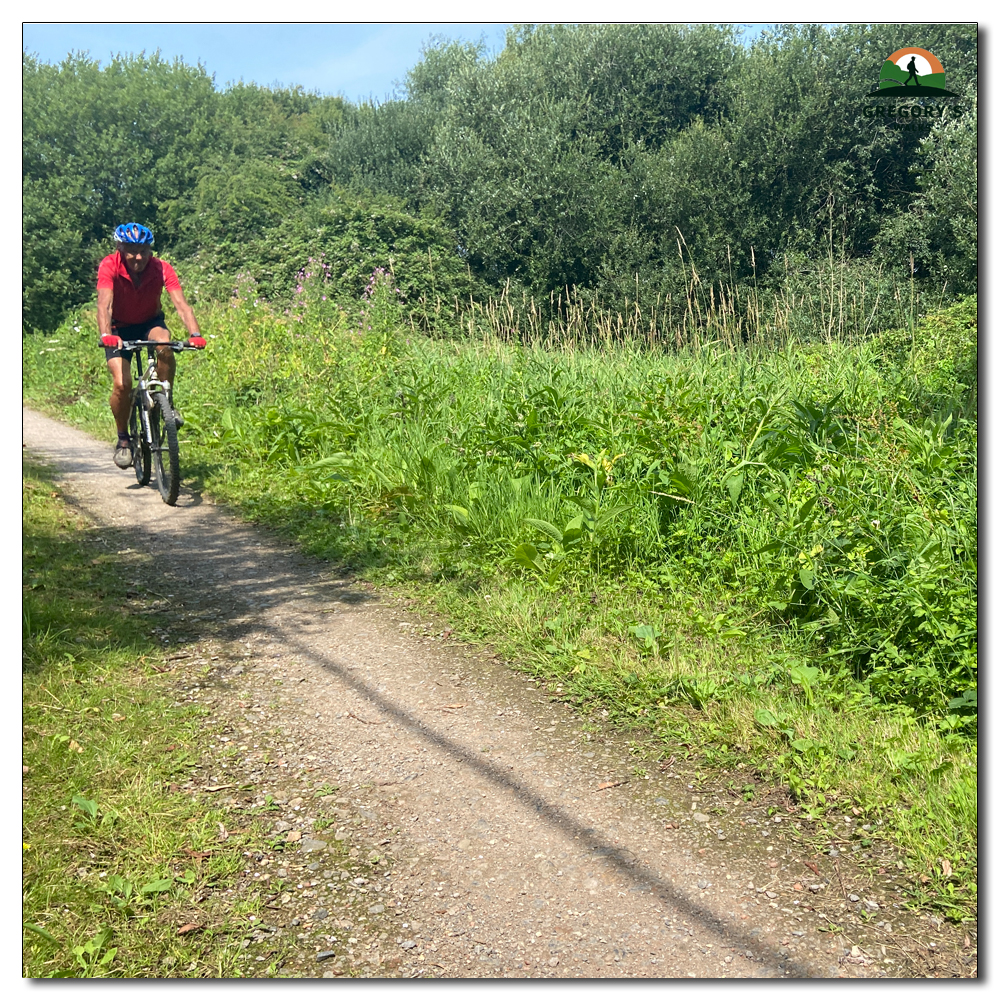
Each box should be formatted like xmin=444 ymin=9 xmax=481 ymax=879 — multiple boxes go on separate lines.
xmin=96 ymin=252 xmax=181 ymax=327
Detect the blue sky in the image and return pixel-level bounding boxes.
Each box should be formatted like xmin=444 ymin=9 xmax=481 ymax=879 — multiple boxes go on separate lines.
xmin=22 ymin=22 xmax=774 ymax=104
xmin=22 ymin=23 xmax=512 ymax=103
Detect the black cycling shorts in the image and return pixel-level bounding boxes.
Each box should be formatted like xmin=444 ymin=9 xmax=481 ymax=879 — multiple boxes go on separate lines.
xmin=104 ymin=313 xmax=170 ymax=361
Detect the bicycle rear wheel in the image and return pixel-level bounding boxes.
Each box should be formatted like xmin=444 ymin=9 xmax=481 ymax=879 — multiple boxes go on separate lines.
xmin=150 ymin=391 xmax=180 ymax=505
xmin=129 ymin=400 xmax=151 ymax=485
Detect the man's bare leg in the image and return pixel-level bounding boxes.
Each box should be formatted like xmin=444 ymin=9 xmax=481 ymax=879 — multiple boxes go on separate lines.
xmin=148 ymin=325 xmax=183 ymax=425
xmin=107 ymin=356 xmax=132 ymax=439
xmin=148 ymin=325 xmax=176 ymax=387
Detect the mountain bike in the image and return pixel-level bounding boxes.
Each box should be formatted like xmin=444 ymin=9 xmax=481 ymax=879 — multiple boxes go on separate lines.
xmin=121 ymin=339 xmax=199 ymax=506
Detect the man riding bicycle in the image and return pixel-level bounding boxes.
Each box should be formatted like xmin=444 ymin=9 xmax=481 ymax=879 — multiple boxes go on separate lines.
xmin=97 ymin=222 xmax=206 ymax=468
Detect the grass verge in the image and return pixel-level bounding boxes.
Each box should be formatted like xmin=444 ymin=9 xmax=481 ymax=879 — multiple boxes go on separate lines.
xmin=22 ymin=457 xmax=284 ymax=976
xmin=23 ymin=457 xmax=394 ymax=977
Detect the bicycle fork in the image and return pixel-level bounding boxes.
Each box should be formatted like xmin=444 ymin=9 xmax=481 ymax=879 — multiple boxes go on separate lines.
xmin=133 ymin=374 xmax=171 ymax=452
xmin=134 ymin=387 xmax=153 ymax=453
xmin=147 ymin=374 xmax=173 ymax=416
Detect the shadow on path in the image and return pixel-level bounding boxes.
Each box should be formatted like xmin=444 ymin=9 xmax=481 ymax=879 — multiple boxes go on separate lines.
xmin=280 ymin=625 xmax=815 ymax=978
xmin=24 ymin=413 xmax=819 ymax=978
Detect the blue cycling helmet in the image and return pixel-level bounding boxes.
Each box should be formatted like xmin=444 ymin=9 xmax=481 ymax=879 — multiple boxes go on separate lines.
xmin=113 ymin=222 xmax=154 ymax=245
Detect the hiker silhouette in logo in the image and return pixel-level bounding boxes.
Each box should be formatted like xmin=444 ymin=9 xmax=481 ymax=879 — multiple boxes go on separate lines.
xmin=903 ymin=56 xmax=921 ymax=87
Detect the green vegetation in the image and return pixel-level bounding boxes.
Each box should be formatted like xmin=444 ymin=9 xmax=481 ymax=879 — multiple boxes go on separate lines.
xmin=22 ymin=460 xmax=285 ymax=977
xmin=22 ymin=21 xmax=977 ymax=928
xmin=24 ymin=23 xmax=977 ymax=333
xmin=23 ymin=284 xmax=977 ymax=922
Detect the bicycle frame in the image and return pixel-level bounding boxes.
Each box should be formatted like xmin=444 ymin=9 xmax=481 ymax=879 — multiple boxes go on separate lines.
xmin=113 ymin=337 xmax=199 ymax=504
xmin=123 ymin=344 xmax=163 ymax=459
xmin=120 ymin=339 xmax=190 ymax=452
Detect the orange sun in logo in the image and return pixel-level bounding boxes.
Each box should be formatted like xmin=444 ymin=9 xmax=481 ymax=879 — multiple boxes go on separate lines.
xmin=885 ymin=47 xmax=944 ymax=77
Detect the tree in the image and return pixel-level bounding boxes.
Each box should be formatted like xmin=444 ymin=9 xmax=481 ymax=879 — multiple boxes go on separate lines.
xmin=23 ymin=25 xmax=978 ymax=332
xmin=875 ymin=83 xmax=977 ymax=294
xmin=22 ymin=51 xmax=218 ymax=329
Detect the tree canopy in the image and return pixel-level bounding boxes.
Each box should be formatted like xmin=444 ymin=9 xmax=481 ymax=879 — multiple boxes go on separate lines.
xmin=23 ymin=24 xmax=977 ymax=332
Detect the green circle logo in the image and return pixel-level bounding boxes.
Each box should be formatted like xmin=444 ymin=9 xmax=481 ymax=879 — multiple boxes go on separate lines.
xmin=878 ymin=47 xmax=958 ymax=96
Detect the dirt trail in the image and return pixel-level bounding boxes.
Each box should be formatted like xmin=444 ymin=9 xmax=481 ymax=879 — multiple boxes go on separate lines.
xmin=23 ymin=407 xmax=972 ymax=979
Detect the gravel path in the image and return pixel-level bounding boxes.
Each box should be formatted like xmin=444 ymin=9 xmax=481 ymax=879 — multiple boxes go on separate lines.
xmin=23 ymin=407 xmax=975 ymax=979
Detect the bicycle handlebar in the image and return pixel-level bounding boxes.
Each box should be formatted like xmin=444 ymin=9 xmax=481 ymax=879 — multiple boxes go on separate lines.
xmin=116 ymin=339 xmax=202 ymax=352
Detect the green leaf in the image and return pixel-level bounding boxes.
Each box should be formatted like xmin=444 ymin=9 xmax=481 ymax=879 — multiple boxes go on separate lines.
xmin=105 ymin=875 xmax=133 ymax=898
xmin=595 ymin=503 xmax=633 ymax=529
xmin=139 ymin=879 xmax=174 ymax=895
xmin=947 ymin=689 xmax=977 ymax=713
xmin=23 ymin=922 xmax=59 ymax=944
xmin=664 ymin=468 xmax=696 ymax=497
xmin=304 ymin=453 xmax=356 ymax=469
xmin=762 ymin=495 xmax=787 ymax=519
xmin=512 ymin=543 xmax=545 ymax=574
xmin=524 ymin=518 xmax=563 ymax=544
xmin=754 ymin=708 xmax=781 ymax=728
xmin=795 ymin=494 xmax=820 ymax=526
xmin=798 ymin=568 xmax=816 ymax=590
xmin=71 ymin=795 xmax=98 ymax=819
xmin=565 ymin=495 xmax=596 ymax=515
xmin=510 ymin=474 xmax=534 ymax=496
xmin=788 ymin=663 xmax=820 ymax=687
xmin=726 ymin=472 xmax=745 ymax=506
xmin=629 ymin=624 xmax=660 ymax=649
xmin=444 ymin=504 xmax=469 ymax=526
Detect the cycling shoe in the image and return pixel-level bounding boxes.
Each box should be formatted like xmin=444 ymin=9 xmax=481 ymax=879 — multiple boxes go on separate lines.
xmin=113 ymin=439 xmax=133 ymax=469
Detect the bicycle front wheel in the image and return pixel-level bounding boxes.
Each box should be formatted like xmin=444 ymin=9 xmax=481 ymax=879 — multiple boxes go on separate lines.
xmin=150 ymin=391 xmax=180 ymax=506
xmin=129 ymin=399 xmax=152 ymax=485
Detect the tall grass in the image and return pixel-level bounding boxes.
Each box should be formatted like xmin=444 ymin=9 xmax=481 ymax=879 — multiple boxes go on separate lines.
xmin=23 ymin=279 xmax=977 ymax=716
xmin=409 ymin=251 xmax=945 ymax=353
xmin=23 ymin=276 xmax=977 ymax=921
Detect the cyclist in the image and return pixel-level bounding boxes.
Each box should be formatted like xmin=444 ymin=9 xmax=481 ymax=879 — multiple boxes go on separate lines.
xmin=97 ymin=222 xmax=206 ymax=469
